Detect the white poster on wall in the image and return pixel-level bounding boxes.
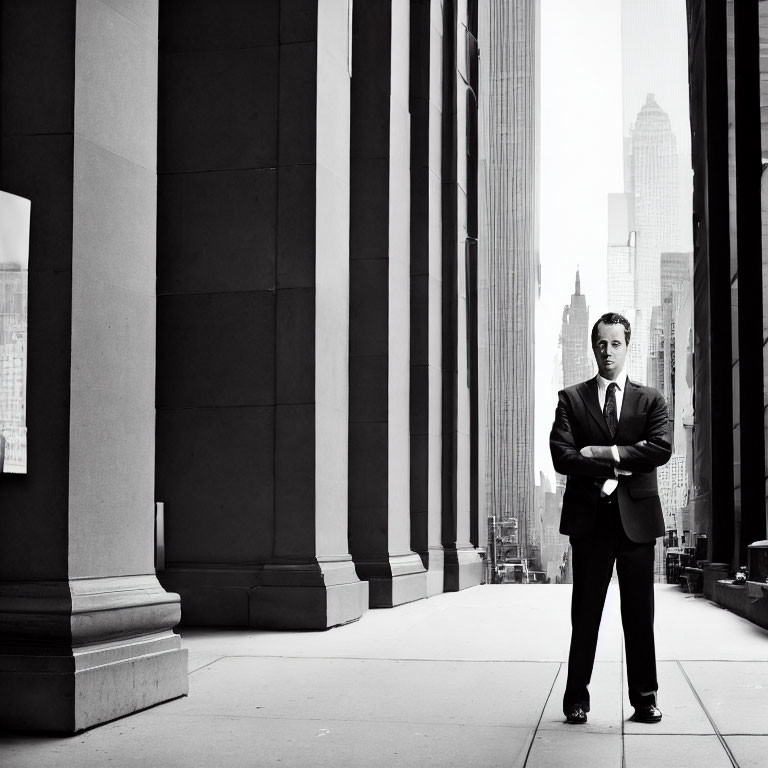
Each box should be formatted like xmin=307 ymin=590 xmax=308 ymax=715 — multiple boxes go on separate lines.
xmin=0 ymin=190 xmax=30 ymax=474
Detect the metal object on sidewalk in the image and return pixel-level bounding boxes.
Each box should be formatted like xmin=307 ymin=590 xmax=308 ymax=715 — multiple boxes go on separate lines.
xmin=748 ymin=540 xmax=768 ymax=583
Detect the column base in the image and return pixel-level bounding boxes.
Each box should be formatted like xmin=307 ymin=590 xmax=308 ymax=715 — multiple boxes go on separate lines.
xmin=426 ymin=546 xmax=445 ymax=597
xmin=0 ymin=576 xmax=188 ymax=733
xmin=0 ymin=631 xmax=187 ymax=733
xmin=444 ymin=546 xmax=483 ymax=592
xmin=355 ymin=552 xmax=428 ymax=608
xmin=160 ymin=558 xmax=368 ymax=630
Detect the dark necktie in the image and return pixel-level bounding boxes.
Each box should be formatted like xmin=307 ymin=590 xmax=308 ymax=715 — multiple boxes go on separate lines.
xmin=604 ymin=382 xmax=618 ymax=438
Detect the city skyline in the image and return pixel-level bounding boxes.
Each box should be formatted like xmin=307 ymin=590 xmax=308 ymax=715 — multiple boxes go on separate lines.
xmin=536 ymin=0 xmax=690 ymax=486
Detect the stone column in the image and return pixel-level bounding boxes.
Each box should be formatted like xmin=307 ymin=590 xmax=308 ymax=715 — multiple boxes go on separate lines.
xmin=156 ymin=0 xmax=367 ymax=629
xmin=687 ymin=0 xmax=735 ymax=563
xmin=0 ymin=0 xmax=187 ymax=732
xmin=409 ymin=0 xmax=446 ymax=596
xmin=348 ymin=0 xmax=428 ymax=607
xmin=441 ymin=0 xmax=484 ymax=591
xmin=729 ymin=0 xmax=767 ymax=560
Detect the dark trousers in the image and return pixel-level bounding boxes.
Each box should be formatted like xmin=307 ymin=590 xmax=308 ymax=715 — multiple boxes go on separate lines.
xmin=563 ymin=497 xmax=658 ymax=712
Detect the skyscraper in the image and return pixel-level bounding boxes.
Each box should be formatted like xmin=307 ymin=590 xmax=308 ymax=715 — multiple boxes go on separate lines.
xmin=630 ymin=94 xmax=680 ymax=301
xmin=651 ymin=251 xmax=692 ymax=431
xmin=621 ymin=0 xmax=692 ymax=256
xmin=647 ymin=302 xmax=665 ymax=393
xmin=481 ymin=0 xmax=539 ymax=558
xmin=560 ymin=270 xmax=592 ymax=388
xmin=619 ymin=94 xmax=680 ymax=382
xmin=620 ymin=1 xmax=690 ymax=158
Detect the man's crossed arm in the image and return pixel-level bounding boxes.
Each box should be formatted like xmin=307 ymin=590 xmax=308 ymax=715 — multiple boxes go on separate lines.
xmin=550 ymin=390 xmax=672 ymax=479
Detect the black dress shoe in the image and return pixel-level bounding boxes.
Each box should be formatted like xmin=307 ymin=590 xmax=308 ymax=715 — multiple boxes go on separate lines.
xmin=564 ymin=705 xmax=587 ymax=724
xmin=631 ymin=705 xmax=662 ymax=723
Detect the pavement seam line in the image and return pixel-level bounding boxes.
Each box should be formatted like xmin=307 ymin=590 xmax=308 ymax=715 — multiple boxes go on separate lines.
xmin=621 ymin=640 xmax=626 ymax=768
xmin=676 ymin=661 xmax=740 ymax=768
xmin=185 ymin=654 xmax=565 ymax=664
xmin=188 ymin=656 xmax=228 ymax=675
xmin=522 ymin=661 xmax=562 ymax=768
xmin=150 ymin=712 xmax=529 ymax=728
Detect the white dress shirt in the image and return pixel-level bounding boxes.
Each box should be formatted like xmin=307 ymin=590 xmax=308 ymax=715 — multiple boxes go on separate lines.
xmin=596 ymin=369 xmax=628 ymax=495
xmin=596 ymin=368 xmax=628 ymax=420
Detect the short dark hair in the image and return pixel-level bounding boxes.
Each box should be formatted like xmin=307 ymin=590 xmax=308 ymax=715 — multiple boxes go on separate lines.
xmin=591 ymin=312 xmax=631 ymax=346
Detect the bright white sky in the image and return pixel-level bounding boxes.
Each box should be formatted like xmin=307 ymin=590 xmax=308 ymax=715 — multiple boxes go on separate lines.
xmin=535 ymin=0 xmax=690 ymax=484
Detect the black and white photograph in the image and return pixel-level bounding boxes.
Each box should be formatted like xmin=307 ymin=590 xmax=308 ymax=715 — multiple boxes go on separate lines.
xmin=0 ymin=1 xmax=766 ymax=766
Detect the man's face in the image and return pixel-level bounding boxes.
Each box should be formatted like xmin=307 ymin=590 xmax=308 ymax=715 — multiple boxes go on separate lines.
xmin=592 ymin=322 xmax=628 ymax=380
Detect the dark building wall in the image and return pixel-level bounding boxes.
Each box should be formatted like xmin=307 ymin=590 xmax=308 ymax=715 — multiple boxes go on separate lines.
xmin=348 ymin=0 xmax=393 ymax=565
xmin=156 ymin=1 xmax=284 ymax=578
xmin=687 ymin=0 xmax=767 ymax=567
xmin=0 ymin=0 xmax=76 ymax=581
xmin=688 ymin=0 xmax=734 ymax=564
xmin=730 ymin=0 xmax=765 ymax=563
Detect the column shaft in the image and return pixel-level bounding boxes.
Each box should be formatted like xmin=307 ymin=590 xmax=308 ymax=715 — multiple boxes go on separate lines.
xmin=687 ymin=0 xmax=736 ymax=563
xmin=409 ymin=0 xmax=446 ymax=596
xmin=349 ymin=0 xmax=428 ymax=607
xmin=731 ymin=0 xmax=766 ymax=562
xmin=155 ymin=0 xmax=366 ymax=629
xmin=0 ymin=0 xmax=186 ymax=732
xmin=441 ymin=0 xmax=483 ymax=591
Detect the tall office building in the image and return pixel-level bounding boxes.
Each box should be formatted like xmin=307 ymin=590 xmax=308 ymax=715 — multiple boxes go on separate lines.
xmin=620 ymin=1 xmax=690 ymax=158
xmin=620 ymin=0 xmax=690 ymax=253
xmin=560 ymin=270 xmax=592 ymax=388
xmin=630 ymin=94 xmax=680 ymax=301
xmin=623 ymin=95 xmax=680 ymax=381
xmin=606 ymin=236 xmax=636 ymax=319
xmin=649 ymin=251 xmax=692 ymax=436
xmin=619 ymin=0 xmax=690 ymax=379
xmin=647 ymin=302 xmax=666 ymax=393
xmin=481 ymin=0 xmax=538 ymax=557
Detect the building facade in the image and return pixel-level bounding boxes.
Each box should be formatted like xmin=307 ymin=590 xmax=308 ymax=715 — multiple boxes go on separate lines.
xmin=479 ymin=0 xmax=538 ymax=557
xmin=0 ymin=0 xmax=486 ymax=733
xmin=686 ymin=0 xmax=767 ymax=569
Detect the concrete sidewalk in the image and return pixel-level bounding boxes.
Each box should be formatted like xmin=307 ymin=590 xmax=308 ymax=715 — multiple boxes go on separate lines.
xmin=2 ymin=584 xmax=766 ymax=767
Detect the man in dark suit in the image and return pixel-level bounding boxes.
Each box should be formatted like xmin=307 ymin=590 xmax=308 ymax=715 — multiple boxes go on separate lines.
xmin=550 ymin=312 xmax=671 ymax=725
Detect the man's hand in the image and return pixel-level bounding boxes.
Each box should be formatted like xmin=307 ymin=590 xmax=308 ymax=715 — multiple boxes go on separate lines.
xmin=580 ymin=445 xmax=614 ymax=461
xmin=581 ymin=444 xmax=634 ymax=477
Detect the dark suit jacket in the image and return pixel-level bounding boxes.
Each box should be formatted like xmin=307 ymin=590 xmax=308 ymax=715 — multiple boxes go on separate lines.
xmin=549 ymin=377 xmax=672 ymax=543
